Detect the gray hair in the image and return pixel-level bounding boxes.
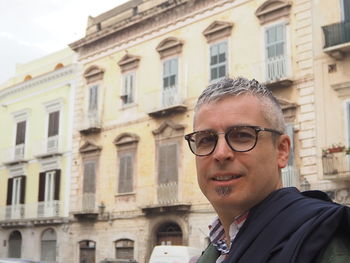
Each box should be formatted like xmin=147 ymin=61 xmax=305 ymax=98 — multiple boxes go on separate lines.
xmin=194 ymin=77 xmax=285 ymax=132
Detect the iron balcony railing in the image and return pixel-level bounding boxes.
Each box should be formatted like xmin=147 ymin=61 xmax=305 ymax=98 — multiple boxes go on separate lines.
xmin=322 ymin=150 xmax=350 ymax=180
xmin=266 ymin=55 xmax=287 ymax=83
xmin=157 ymin=182 xmax=178 ymax=205
xmin=322 ymin=20 xmax=350 ymax=48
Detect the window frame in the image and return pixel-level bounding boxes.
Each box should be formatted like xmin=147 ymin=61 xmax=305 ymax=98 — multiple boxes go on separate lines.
xmin=121 ymin=71 xmax=136 ymax=106
xmin=209 ymin=40 xmax=228 ymax=82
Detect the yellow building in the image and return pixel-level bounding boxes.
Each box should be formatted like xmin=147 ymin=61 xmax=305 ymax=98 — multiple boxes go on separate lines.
xmin=0 ymin=48 xmax=78 ymax=262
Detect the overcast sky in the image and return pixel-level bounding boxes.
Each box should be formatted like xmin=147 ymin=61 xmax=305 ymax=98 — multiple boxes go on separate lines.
xmin=0 ymin=0 xmax=129 ymax=84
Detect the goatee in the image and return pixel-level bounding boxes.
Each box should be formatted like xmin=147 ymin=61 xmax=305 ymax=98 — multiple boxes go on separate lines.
xmin=215 ymin=186 xmax=232 ymax=196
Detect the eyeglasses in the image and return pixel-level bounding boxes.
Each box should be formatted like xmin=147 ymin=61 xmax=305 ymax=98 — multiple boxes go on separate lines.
xmin=184 ymin=125 xmax=283 ymax=156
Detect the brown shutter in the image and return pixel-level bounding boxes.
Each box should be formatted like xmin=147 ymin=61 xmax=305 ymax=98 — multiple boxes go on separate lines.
xmin=20 ymin=176 xmax=26 ymax=204
xmin=118 ymin=154 xmax=133 ymax=193
xmin=6 ymin=178 xmax=13 ymax=205
xmin=38 ymin=172 xmax=46 ymax=202
xmin=54 ymin=169 xmax=61 ymax=200
xmin=83 ymin=162 xmax=96 ymax=193
xmin=15 ymin=121 xmax=26 ymax=145
xmin=158 ymin=144 xmax=178 ymax=184
xmin=48 ymin=111 xmax=60 ymax=137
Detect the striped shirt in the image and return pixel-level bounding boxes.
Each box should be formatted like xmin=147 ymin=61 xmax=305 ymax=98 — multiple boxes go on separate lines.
xmin=208 ymin=212 xmax=249 ymax=263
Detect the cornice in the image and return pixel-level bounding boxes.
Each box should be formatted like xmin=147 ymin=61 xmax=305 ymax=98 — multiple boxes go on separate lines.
xmin=72 ymin=0 xmax=243 ymax=62
xmin=0 ymin=64 xmax=77 ymax=101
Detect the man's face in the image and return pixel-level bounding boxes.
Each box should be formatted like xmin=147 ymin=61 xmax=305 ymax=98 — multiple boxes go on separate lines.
xmin=194 ymin=95 xmax=289 ymax=215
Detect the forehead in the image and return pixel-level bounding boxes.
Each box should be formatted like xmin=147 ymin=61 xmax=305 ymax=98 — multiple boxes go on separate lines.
xmin=194 ymin=95 xmax=268 ymax=130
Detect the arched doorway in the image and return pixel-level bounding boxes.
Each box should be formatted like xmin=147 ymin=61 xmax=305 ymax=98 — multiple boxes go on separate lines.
xmin=79 ymin=240 xmax=96 ymax=263
xmin=156 ymin=222 xmax=183 ymax=245
xmin=8 ymin=230 xmax=22 ymax=258
xmin=41 ymin=228 xmax=57 ymax=262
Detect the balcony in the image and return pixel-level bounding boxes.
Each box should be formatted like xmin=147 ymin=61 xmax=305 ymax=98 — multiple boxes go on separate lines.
xmin=141 ymin=182 xmax=190 ymax=215
xmin=33 ymin=136 xmax=63 ymax=158
xmin=322 ymin=150 xmax=350 ymax=180
xmin=79 ymin=111 xmax=101 ymax=135
xmin=147 ymin=87 xmax=187 ymax=118
xmin=281 ymin=166 xmax=300 ymax=187
xmin=0 ymin=201 xmax=65 ymax=227
xmin=322 ymin=21 xmax=350 ymax=59
xmin=2 ymin=144 xmax=27 ymax=165
xmin=73 ymin=193 xmax=98 ymax=220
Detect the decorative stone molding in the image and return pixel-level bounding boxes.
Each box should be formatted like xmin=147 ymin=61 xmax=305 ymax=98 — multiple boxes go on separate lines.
xmin=331 ymin=81 xmax=350 ymax=98
xmin=83 ymin=65 xmax=105 ymax=84
xmin=156 ymin=37 xmax=184 ymax=59
xmin=255 ymin=0 xmax=292 ymax=25
xmin=79 ymin=141 xmax=102 ymax=153
xmin=114 ymin=133 xmax=140 ymax=146
xmin=278 ymin=97 xmax=298 ymax=123
xmin=152 ymin=120 xmax=185 ymax=140
xmin=117 ymin=53 xmax=141 ymax=73
xmin=203 ymin=20 xmax=233 ymax=43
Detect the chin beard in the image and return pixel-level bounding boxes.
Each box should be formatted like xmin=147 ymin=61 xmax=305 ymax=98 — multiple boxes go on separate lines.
xmin=215 ymin=186 xmax=232 ymax=196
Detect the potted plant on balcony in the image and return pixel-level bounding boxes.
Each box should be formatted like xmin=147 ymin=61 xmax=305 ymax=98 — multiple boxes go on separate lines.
xmin=322 ymin=143 xmax=345 ymax=156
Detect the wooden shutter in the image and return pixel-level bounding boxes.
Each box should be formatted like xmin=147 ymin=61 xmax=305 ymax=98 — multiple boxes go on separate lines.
xmin=20 ymin=176 xmax=26 ymax=204
xmin=48 ymin=111 xmax=60 ymax=137
xmin=83 ymin=162 xmax=96 ymax=193
xmin=54 ymin=170 xmax=61 ymax=200
xmin=6 ymin=178 xmax=14 ymax=205
xmin=38 ymin=172 xmax=46 ymax=202
xmin=265 ymin=24 xmax=285 ymax=59
xmin=15 ymin=121 xmax=26 ymax=145
xmin=285 ymin=123 xmax=294 ymax=166
xmin=118 ymin=154 xmax=133 ymax=193
xmin=344 ymin=0 xmax=350 ymax=21
xmin=89 ymin=85 xmax=98 ymax=111
xmin=158 ymin=144 xmax=178 ymax=184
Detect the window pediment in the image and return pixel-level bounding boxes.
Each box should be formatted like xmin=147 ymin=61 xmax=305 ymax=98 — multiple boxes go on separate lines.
xmin=203 ymin=21 xmax=233 ymax=43
xmin=255 ymin=0 xmax=292 ymax=25
xmin=118 ymin=54 xmax=140 ymax=73
xmin=156 ymin=37 xmax=183 ymax=59
xmin=114 ymin=133 xmax=140 ymax=146
xmin=153 ymin=120 xmax=185 ymax=140
xmin=79 ymin=141 xmax=102 ymax=153
xmin=84 ymin=65 xmax=104 ymax=84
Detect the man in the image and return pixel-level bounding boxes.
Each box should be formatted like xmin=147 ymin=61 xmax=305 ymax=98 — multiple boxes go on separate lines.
xmin=184 ymin=77 xmax=350 ymax=262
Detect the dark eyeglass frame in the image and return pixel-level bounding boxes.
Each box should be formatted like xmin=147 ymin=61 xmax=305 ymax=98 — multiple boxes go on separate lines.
xmin=184 ymin=125 xmax=283 ymax=156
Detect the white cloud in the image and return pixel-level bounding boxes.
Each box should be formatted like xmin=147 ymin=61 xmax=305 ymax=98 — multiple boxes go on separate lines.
xmin=0 ymin=0 xmax=129 ymax=84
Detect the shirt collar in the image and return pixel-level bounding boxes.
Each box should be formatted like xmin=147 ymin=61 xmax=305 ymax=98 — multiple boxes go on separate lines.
xmin=208 ymin=212 xmax=249 ymax=254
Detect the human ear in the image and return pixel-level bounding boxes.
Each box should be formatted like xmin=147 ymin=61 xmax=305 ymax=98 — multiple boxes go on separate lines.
xmin=277 ymin=134 xmax=291 ymax=169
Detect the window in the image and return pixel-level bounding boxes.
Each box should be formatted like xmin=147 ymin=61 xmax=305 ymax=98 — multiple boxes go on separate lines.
xmin=342 ymin=0 xmax=350 ymax=21
xmin=6 ymin=176 xmax=26 ymax=219
xmin=210 ymin=41 xmax=227 ymax=81
xmin=265 ymin=23 xmax=286 ymax=81
xmin=88 ymin=85 xmax=99 ymax=113
xmin=47 ymin=111 xmax=60 ymax=152
xmin=15 ymin=120 xmax=26 ymax=159
xmin=41 ymin=229 xmax=57 ymax=262
xmin=122 ymin=73 xmax=135 ymax=105
xmin=115 ymin=239 xmax=134 ymax=260
xmin=83 ymin=161 xmax=97 ymax=210
xmin=163 ymin=58 xmax=178 ymax=89
xmin=79 ymin=240 xmax=96 ymax=263
xmin=38 ymin=170 xmax=60 ymax=217
xmin=118 ymin=153 xmax=134 ymax=193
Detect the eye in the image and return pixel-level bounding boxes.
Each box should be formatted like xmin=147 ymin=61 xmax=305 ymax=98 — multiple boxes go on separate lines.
xmin=195 ymin=132 xmax=216 ymax=148
xmin=228 ymin=128 xmax=255 ymax=143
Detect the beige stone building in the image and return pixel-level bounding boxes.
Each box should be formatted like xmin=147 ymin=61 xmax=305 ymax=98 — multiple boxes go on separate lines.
xmin=66 ymin=0 xmax=350 ymax=263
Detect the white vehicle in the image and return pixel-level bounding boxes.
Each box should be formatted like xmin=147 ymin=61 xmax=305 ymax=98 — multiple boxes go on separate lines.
xmin=0 ymin=259 xmax=44 ymax=263
xmin=149 ymin=245 xmax=202 ymax=263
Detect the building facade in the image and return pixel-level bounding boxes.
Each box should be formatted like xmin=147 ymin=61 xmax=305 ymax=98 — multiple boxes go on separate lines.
xmin=0 ymin=48 xmax=78 ymax=262
xmin=67 ymin=0 xmax=329 ymax=262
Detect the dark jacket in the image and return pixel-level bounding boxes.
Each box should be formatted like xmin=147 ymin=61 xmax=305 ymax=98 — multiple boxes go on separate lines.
xmin=197 ymin=187 xmax=350 ymax=263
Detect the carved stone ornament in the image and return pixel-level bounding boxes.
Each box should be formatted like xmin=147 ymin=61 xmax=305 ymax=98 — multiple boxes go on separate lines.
xmin=156 ymin=37 xmax=184 ymax=59
xmin=79 ymin=141 xmax=102 ymax=153
xmin=83 ymin=65 xmax=105 ymax=84
xmin=203 ymin=21 xmax=233 ymax=43
xmin=117 ymin=53 xmax=141 ymax=73
xmin=255 ymin=0 xmax=292 ymax=25
xmin=152 ymin=120 xmax=185 ymax=140
xmin=114 ymin=133 xmax=140 ymax=147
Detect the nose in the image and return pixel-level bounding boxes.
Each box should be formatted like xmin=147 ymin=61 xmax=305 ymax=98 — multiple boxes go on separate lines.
xmin=212 ymin=133 xmax=234 ymax=163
